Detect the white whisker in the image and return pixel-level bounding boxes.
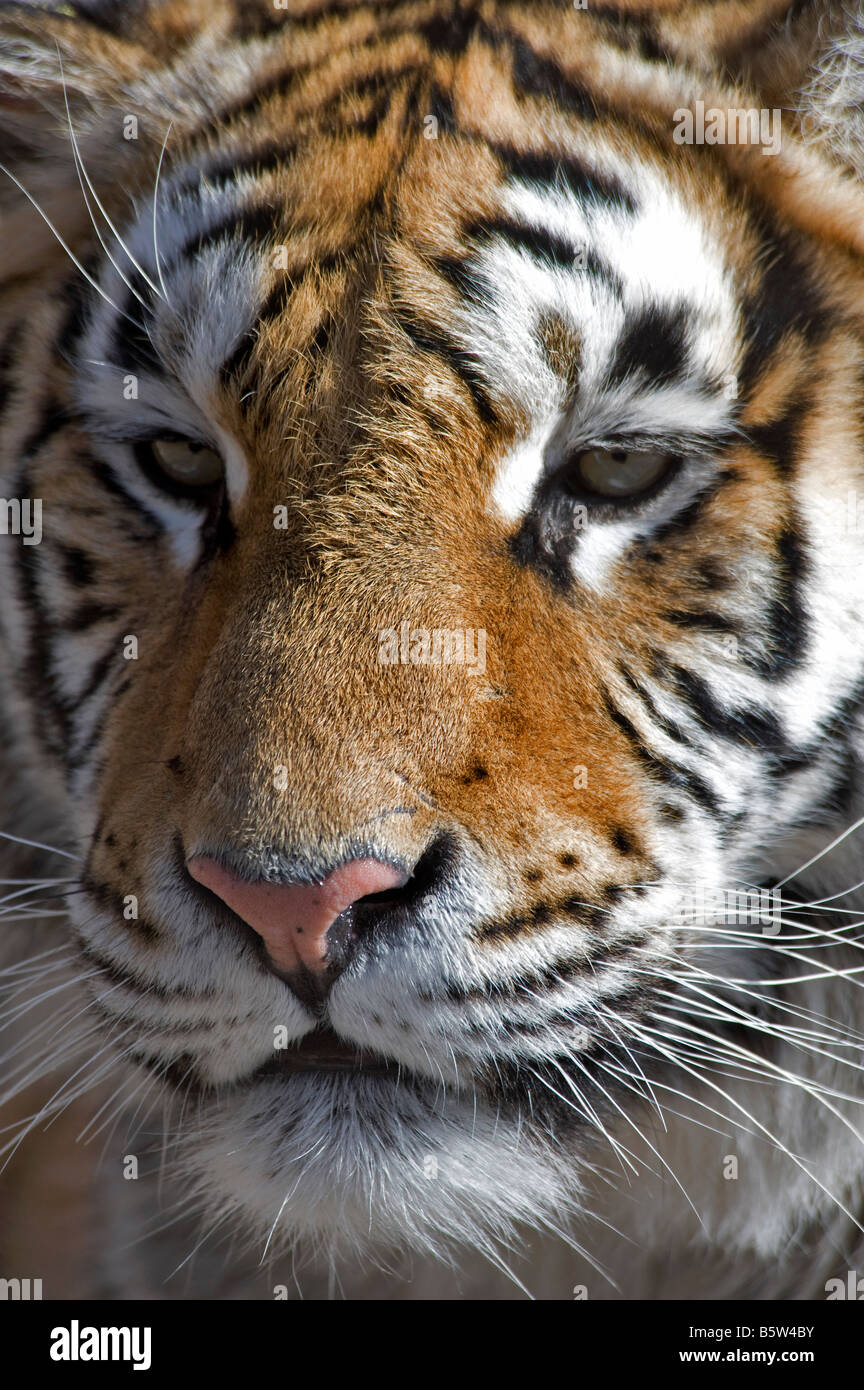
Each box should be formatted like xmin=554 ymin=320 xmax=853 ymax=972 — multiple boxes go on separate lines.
xmin=152 ymin=122 xmax=174 ymax=307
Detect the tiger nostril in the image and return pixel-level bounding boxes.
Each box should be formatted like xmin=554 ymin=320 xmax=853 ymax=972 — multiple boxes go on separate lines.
xmin=186 ymin=848 xmax=442 ymax=992
xmin=355 ymin=881 xmax=410 ymax=912
xmin=185 ymin=835 xmax=457 ymax=1002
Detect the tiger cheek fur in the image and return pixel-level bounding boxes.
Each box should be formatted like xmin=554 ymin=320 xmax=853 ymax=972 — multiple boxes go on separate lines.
xmin=1 ymin=0 xmax=864 ymax=1297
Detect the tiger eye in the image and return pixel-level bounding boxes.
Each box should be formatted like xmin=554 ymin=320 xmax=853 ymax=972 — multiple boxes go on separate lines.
xmin=576 ymin=446 xmax=671 ymax=498
xmin=149 ymin=438 xmax=224 ymax=487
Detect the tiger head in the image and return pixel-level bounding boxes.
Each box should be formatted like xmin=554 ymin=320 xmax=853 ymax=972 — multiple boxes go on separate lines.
xmin=2 ymin=0 xmax=864 ymax=1277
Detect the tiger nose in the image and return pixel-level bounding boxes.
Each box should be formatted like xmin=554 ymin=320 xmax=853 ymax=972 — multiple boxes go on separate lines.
xmin=186 ymin=855 xmax=409 ymax=975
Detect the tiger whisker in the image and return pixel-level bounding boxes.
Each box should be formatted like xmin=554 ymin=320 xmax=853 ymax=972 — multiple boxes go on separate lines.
xmin=0 ymin=163 xmax=146 ymax=329
xmin=55 ymin=50 xmax=165 ymax=302
xmin=656 ymin=986 xmax=864 ymax=1093
xmin=593 ymin=1009 xmax=667 ymax=1128
xmin=151 ymin=121 xmax=174 ymax=307
xmin=773 ymin=812 xmax=864 ymax=889
xmin=0 ymin=830 xmax=79 ymax=860
xmin=563 ymin=1046 xmax=706 ymax=1227
xmin=522 ymin=1060 xmax=643 ymax=1179
xmin=55 ymin=44 xmax=156 ymax=315
xmin=625 ymin=1016 xmax=864 ymax=1234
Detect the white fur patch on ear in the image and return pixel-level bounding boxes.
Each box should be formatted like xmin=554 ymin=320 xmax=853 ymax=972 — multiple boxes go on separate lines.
xmin=799 ymin=8 xmax=864 ymax=183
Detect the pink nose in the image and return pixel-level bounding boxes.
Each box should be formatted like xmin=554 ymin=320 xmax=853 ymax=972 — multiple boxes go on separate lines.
xmin=186 ymin=855 xmax=407 ymax=975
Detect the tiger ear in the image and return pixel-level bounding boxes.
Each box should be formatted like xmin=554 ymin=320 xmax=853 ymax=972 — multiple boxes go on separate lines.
xmin=0 ymin=3 xmax=179 ymax=280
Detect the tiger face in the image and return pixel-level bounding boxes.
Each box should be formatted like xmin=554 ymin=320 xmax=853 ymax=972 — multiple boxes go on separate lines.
xmin=2 ymin=0 xmax=864 ymax=1279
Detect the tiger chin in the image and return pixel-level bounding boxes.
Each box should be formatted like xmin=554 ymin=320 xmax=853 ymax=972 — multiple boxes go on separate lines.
xmin=1 ymin=0 xmax=864 ymax=1301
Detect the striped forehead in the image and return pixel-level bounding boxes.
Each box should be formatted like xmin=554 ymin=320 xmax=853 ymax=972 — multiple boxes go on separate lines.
xmin=433 ymin=153 xmax=742 ymax=522
xmin=73 ymin=123 xmax=742 ymax=521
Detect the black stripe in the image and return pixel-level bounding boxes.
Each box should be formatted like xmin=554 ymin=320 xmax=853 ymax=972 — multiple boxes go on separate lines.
xmin=255 ymin=249 xmax=347 ymax=323
xmin=747 ymin=395 xmax=809 ymax=475
xmin=739 ymin=220 xmax=827 ymax=393
xmin=64 ymin=601 xmax=123 ymax=633
xmin=307 ymin=312 xmax=333 ymax=361
xmin=110 ymin=282 xmax=163 ymax=379
xmin=610 ymin=825 xmax=637 ymax=855
xmin=172 ymin=140 xmax=299 ymax=196
xmin=588 ymin=5 xmax=672 ymax=64
xmin=56 ymin=544 xmax=96 ymax=589
xmin=212 ymin=62 xmax=312 ymax=126
xmin=509 ymin=36 xmax=598 ymax=123
xmin=603 ymin=689 xmax=722 ymax=813
xmin=392 ymin=309 xmax=498 ymax=424
xmin=67 ymin=0 xmax=140 ymax=35
xmin=475 ymin=894 xmax=604 ymax=944
xmin=216 ymin=11 xmax=412 ymax=125
xmin=10 ymin=397 xmax=77 ymax=756
xmin=67 ymin=717 xmax=110 ymax=775
xmin=418 ymin=10 xmax=505 ymax=55
xmin=229 ymin=0 xmax=294 ymax=38
xmin=448 ymin=222 xmax=625 ymax=303
xmin=179 ymin=199 xmax=283 ymax=263
xmin=617 ymin=663 xmax=688 ymax=744
xmin=221 ymin=249 xmax=348 ymax=383
xmin=783 ymin=675 xmax=864 ymax=793
xmin=67 ymin=662 xmax=135 ymax=772
xmin=0 ymin=320 xmax=24 ymax=414
xmin=13 ymin=444 xmax=70 ymax=757
xmin=79 ymin=874 xmax=160 ymax=944
xmin=661 ymin=608 xmax=738 ymax=634
xmin=695 ymin=557 xmax=734 ymax=592
xmin=637 ymin=467 xmax=736 ymax=549
xmin=264 ymin=0 xmax=393 ymax=28
xmin=668 ymin=663 xmax=786 ymax=752
xmin=326 ymin=91 xmax=395 ymax=139
xmin=606 ymin=303 xmax=689 ymax=389
xmin=465 ymin=214 xmax=584 ymax=272
xmin=452 ymin=927 xmax=649 ymax=993
xmin=85 ymin=457 xmax=162 ymax=538
xmin=220 ymin=327 xmax=260 ymax=385
xmin=745 ymin=523 xmax=808 ymax=678
xmin=76 ymin=941 xmax=216 ymax=1000
xmin=490 ymin=142 xmax=637 ymax=215
xmin=335 ymin=64 xmax=417 ymax=106
xmin=312 ymin=68 xmax=411 ymax=139
xmin=425 ymin=81 xmax=458 ymax=137
xmin=13 ymin=549 xmax=68 ymax=756
xmin=432 ymin=252 xmax=491 ymax=304
xmin=19 ymin=399 xmax=73 ymax=460
xmin=55 ymin=266 xmax=96 ymax=363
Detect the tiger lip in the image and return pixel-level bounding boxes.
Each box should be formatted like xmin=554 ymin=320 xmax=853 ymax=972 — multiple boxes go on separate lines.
xmin=258 ymin=1027 xmax=401 ymax=1077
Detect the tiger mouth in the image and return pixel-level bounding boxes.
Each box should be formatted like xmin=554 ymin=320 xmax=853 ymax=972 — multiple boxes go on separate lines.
xmin=254 ymin=1027 xmax=403 ymax=1078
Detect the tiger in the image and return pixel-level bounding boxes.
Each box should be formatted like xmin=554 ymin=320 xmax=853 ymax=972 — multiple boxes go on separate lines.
xmin=1 ymin=0 xmax=864 ymax=1302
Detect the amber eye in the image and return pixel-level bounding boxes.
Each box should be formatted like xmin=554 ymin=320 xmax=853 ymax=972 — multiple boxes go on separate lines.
xmin=574 ymin=446 xmax=672 ymax=498
xmin=148 ymin=438 xmax=224 ymax=487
